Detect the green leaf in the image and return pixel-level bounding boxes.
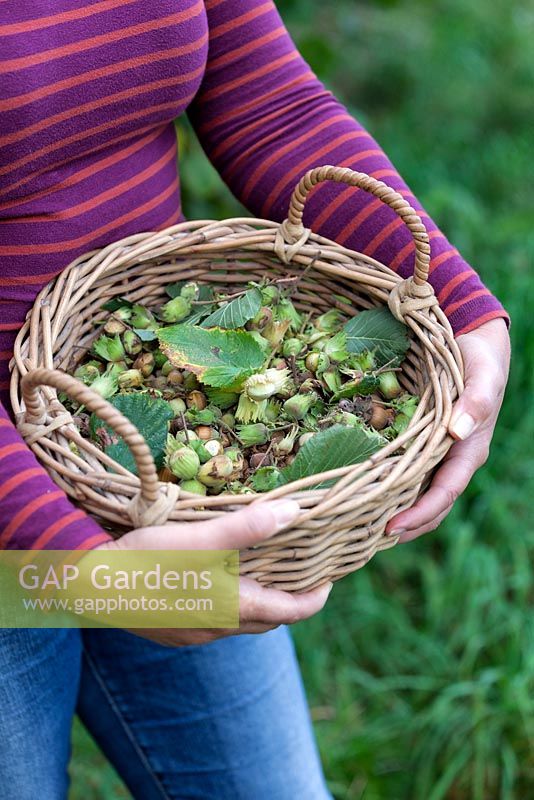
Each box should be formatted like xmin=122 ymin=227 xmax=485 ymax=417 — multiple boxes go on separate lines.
xmin=182 ymin=305 xmax=217 ymax=325
xmin=201 ymin=287 xmax=262 ymax=329
xmin=165 ymin=281 xmax=185 ymax=299
xmin=250 ymin=466 xmax=282 ymax=492
xmin=157 ymin=324 xmax=265 ymax=388
xmin=278 ymin=424 xmax=385 ymax=489
xmin=184 ymin=408 xmax=218 ymax=425
xmin=332 ymin=374 xmax=380 ymax=401
xmin=90 ymin=393 xmax=173 ymax=475
xmin=205 ymin=387 xmax=240 ymax=409
xmin=343 ymin=307 xmax=409 ymax=367
xmin=133 ymin=328 xmax=157 ymax=342
xmin=101 ymin=297 xmax=134 ymax=311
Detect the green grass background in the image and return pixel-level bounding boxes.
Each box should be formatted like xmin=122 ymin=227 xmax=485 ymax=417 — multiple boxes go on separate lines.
xmin=69 ymin=0 xmax=534 ymax=797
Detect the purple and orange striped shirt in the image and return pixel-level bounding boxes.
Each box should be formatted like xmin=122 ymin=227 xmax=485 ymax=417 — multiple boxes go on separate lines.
xmin=0 ymin=0 xmax=507 ymax=550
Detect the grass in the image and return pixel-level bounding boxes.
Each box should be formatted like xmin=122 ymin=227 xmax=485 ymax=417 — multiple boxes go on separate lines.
xmin=69 ymin=0 xmax=534 ymax=797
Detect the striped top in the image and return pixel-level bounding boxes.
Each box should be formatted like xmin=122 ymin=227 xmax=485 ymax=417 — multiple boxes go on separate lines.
xmin=0 ymin=0 xmax=507 ymax=550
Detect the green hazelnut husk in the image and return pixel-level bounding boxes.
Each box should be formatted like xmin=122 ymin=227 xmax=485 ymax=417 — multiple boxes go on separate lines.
xmin=378 ymin=371 xmax=402 ymax=399
xmin=236 ymin=423 xmax=269 ymax=447
xmin=282 ymin=337 xmax=304 ymax=357
xmin=180 ymin=281 xmax=200 ymax=301
xmin=314 ymin=309 xmax=343 ymax=332
xmin=123 ymin=330 xmax=143 ymax=356
xmin=74 ymin=363 xmax=102 ymax=385
xmin=197 ymin=455 xmax=234 ymax=487
xmin=283 ymin=392 xmax=318 ymax=421
xmin=118 ymin=369 xmax=144 ymax=389
xmin=129 ymin=304 xmax=156 ymax=330
xmin=169 ymin=398 xmax=187 ymax=417
xmin=221 ymin=412 xmax=235 ymax=428
xmin=260 ymin=285 xmax=279 ymax=305
xmin=168 ymin=446 xmax=200 ymax=480
xmin=305 ymin=351 xmax=330 ymax=374
xmin=349 ymin=351 xmax=376 ymax=372
xmin=273 ymin=426 xmax=298 ymax=456
xmin=228 ymin=481 xmax=255 ymax=495
xmin=160 ymin=296 xmax=191 ymax=323
xmin=247 ymin=306 xmax=272 ymax=330
xmin=179 ymin=479 xmax=207 ymax=496
xmin=275 ymin=297 xmax=302 ymax=330
xmin=225 ymin=447 xmax=245 ymax=480
xmin=90 ymin=365 xmax=121 ymax=399
xmin=185 ymin=408 xmax=218 ymax=426
xmin=263 ymin=400 xmax=281 ymax=422
xmin=153 ymin=349 xmax=168 ymax=369
xmin=93 ymin=334 xmax=125 ymax=363
xmin=262 ymin=319 xmax=291 ymax=348
xmin=187 ymin=439 xmax=212 ymax=463
xmin=323 ymin=332 xmax=349 ymax=363
xmin=175 ymin=429 xmax=198 ymax=444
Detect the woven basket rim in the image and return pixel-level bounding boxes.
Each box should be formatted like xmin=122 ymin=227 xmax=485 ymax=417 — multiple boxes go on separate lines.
xmin=9 ymin=166 xmax=465 ymax=591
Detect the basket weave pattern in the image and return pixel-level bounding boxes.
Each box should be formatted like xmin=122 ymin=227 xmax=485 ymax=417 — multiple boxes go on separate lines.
xmin=11 ymin=167 xmax=463 ymax=591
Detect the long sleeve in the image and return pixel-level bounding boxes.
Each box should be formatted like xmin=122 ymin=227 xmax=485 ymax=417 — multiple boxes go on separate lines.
xmin=188 ymin=0 xmax=508 ymax=336
xmin=0 ymin=404 xmax=111 ymax=550
xmin=0 ymin=1 xmax=206 ymax=551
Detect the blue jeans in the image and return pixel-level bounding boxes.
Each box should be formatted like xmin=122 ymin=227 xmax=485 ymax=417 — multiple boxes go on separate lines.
xmin=0 ymin=626 xmax=330 ymax=800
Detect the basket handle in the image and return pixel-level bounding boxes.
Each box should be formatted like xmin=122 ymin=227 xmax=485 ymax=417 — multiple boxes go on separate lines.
xmin=20 ymin=368 xmax=170 ymax=522
xmin=282 ymin=165 xmax=431 ymax=285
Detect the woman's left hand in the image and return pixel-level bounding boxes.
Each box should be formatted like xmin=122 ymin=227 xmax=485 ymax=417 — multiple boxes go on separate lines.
xmin=386 ymin=317 xmax=510 ymax=542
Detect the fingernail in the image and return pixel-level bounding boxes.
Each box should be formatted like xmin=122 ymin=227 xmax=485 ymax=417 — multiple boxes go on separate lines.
xmin=270 ymin=500 xmax=301 ymax=530
xmin=450 ymin=412 xmax=476 ymax=440
xmin=326 ymin=581 xmax=334 ymax=595
xmin=388 ymin=528 xmax=406 ymax=537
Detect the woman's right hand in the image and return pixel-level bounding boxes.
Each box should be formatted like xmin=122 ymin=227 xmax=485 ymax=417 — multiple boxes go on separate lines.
xmin=95 ymin=500 xmax=332 ymax=647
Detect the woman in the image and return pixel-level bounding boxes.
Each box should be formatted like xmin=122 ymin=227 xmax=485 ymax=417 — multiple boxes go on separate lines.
xmin=0 ymin=1 xmax=510 ymax=798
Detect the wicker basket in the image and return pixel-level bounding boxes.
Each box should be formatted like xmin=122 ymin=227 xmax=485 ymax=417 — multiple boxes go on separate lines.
xmin=10 ymin=166 xmax=463 ymax=592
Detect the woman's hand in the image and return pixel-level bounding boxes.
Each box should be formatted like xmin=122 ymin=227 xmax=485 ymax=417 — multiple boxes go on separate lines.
xmin=386 ymin=317 xmax=510 ymax=543
xmin=96 ymin=500 xmax=331 ymax=646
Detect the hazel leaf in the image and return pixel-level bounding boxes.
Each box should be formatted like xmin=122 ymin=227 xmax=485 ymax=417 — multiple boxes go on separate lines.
xmin=157 ymin=324 xmax=265 ymax=388
xmin=133 ymin=328 xmax=158 ymax=342
xmin=90 ymin=393 xmax=173 ymax=475
xmin=101 ymin=296 xmax=134 ymax=311
xmin=201 ymin=287 xmax=262 ymax=330
xmin=278 ymin=424 xmax=385 ymax=489
xmin=343 ymin=307 xmax=409 ymax=367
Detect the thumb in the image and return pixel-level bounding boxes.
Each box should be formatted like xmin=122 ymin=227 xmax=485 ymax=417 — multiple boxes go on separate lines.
xmin=187 ymin=499 xmax=301 ymax=550
xmin=104 ymin=499 xmax=301 ymax=551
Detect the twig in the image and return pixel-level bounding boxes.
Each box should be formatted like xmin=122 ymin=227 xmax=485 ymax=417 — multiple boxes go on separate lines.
xmin=180 ymin=412 xmax=189 ymax=442
xmin=256 ymin=439 xmax=274 ymax=469
xmin=284 ymin=256 xmax=318 ymax=298
xmin=219 ymin=418 xmax=244 ymax=446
